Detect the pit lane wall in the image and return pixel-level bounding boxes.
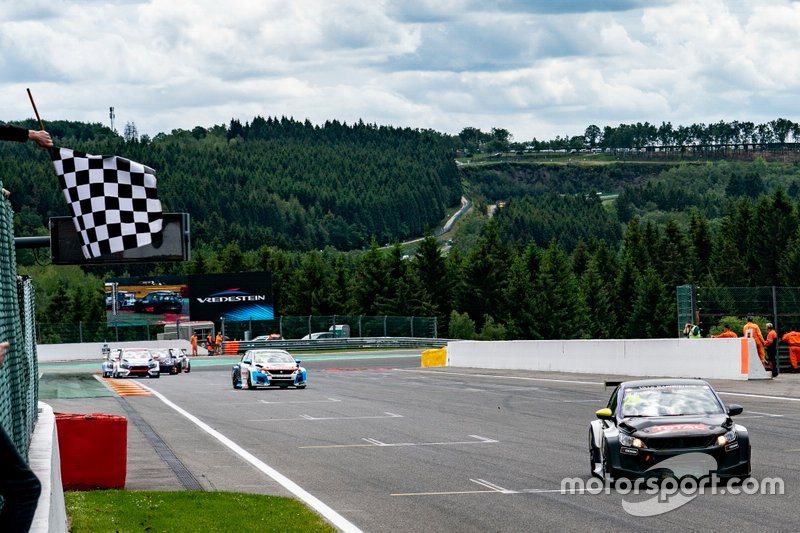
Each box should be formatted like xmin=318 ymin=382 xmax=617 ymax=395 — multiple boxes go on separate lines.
xmin=446 ymin=338 xmax=770 ymax=380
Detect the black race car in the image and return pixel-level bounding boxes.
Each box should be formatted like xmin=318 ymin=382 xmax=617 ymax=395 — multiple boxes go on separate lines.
xmin=133 ymin=291 xmax=183 ymax=314
xmin=589 ymin=378 xmax=751 ymax=481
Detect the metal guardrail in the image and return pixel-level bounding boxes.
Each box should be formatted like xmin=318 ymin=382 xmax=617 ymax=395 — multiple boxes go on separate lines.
xmin=224 ymin=337 xmax=449 ymax=354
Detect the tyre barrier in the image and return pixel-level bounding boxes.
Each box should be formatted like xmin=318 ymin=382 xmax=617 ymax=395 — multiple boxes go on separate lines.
xmin=223 ymin=341 xmax=240 ymax=355
xmin=54 ymin=413 xmax=127 ymax=490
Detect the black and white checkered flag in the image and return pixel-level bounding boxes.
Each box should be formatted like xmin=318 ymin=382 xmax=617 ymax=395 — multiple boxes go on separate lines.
xmin=50 ymin=147 xmax=163 ymax=259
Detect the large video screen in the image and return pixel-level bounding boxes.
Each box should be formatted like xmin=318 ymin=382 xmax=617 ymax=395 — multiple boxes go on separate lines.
xmin=52 ymin=213 xmax=190 ymax=265
xmin=188 ymin=272 xmax=273 ymax=322
xmin=105 ymin=276 xmax=189 ymax=326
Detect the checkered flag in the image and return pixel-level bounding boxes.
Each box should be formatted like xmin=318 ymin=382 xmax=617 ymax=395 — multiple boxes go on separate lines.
xmin=50 ymin=147 xmax=163 ymax=259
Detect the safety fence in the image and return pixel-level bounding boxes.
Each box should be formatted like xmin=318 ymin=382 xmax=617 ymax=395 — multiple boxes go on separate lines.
xmin=37 ymin=314 xmax=439 ymax=344
xmin=0 ymin=193 xmax=39 ymax=458
xmin=678 ymin=284 xmax=800 ymax=370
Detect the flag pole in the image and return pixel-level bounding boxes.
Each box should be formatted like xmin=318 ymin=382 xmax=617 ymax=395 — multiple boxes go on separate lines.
xmin=26 ymin=88 xmax=45 ymax=130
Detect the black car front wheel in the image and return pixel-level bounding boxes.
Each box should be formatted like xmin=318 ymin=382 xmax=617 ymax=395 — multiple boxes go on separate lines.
xmin=602 ymin=441 xmax=618 ymax=483
xmin=589 ymin=430 xmax=601 ymax=478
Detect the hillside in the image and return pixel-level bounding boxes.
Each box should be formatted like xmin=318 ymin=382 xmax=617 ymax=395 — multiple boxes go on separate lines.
xmin=0 ymin=118 xmax=462 ymax=252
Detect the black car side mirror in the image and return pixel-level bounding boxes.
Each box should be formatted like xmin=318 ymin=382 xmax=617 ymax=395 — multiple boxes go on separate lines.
xmin=727 ymin=404 xmax=743 ymax=416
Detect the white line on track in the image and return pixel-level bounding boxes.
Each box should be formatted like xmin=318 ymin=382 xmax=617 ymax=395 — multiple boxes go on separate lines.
xmin=249 ymin=412 xmax=403 ymax=422
xmin=471 ymin=479 xmax=516 ymax=494
xmin=718 ymin=391 xmax=800 ymax=402
xmin=398 ymin=369 xmax=603 ymax=386
xmin=299 ymin=434 xmax=498 ymax=449
xmin=392 ymin=480 xmax=598 ymax=497
xmin=260 ymin=397 xmax=342 ymax=404
xmin=403 ymin=369 xmax=800 ymax=406
xmin=138 ymin=383 xmax=363 ymax=533
xmin=735 ymin=410 xmax=784 ymax=419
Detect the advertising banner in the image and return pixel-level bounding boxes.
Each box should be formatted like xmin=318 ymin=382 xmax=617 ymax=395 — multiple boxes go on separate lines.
xmin=105 ymin=276 xmax=189 ymax=326
xmin=188 ymin=272 xmax=274 ymax=322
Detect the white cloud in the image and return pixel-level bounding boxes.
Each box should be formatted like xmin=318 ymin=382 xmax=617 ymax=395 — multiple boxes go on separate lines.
xmin=0 ymin=0 xmax=797 ymax=142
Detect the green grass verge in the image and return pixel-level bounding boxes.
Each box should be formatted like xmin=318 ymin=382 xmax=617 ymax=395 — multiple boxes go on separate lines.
xmin=65 ymin=490 xmax=336 ymax=532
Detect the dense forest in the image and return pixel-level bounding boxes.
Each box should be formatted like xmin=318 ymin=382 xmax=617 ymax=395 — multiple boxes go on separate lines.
xmin=4 ymin=116 xmax=800 ymax=341
xmin=0 ymin=117 xmax=462 ymax=251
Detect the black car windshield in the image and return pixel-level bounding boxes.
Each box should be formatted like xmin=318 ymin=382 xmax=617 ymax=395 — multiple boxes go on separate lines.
xmin=621 ymin=384 xmax=724 ymax=417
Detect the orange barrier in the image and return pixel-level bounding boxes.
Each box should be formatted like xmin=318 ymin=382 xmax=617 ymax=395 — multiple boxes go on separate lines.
xmin=223 ymin=341 xmax=240 ymax=355
xmin=55 ymin=413 xmax=127 ymax=490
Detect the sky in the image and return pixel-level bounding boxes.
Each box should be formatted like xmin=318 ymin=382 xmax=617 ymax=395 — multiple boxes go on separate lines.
xmin=1 ymin=0 xmax=799 ymax=143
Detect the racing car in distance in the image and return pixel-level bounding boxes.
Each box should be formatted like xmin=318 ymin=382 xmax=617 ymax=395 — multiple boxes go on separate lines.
xmin=102 ymin=347 xmax=160 ymax=379
xmin=232 ymin=349 xmax=307 ymax=390
xmin=589 ymin=378 xmax=750 ymax=482
xmin=150 ymin=347 xmax=191 ymax=375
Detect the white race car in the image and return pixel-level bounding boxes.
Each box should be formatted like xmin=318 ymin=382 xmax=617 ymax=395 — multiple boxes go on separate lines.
xmin=232 ymin=349 xmax=307 ymax=389
xmin=150 ymin=347 xmax=191 ymax=375
xmin=104 ymin=347 xmax=160 ymax=379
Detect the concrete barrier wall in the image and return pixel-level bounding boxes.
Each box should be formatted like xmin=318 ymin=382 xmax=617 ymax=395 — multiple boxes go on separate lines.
xmin=447 ymin=338 xmax=771 ymax=380
xmin=29 ymin=402 xmax=67 ymax=533
xmin=37 ymin=339 xmax=194 ymax=363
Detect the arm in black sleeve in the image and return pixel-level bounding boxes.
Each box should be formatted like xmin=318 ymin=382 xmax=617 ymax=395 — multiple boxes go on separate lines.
xmin=0 ymin=124 xmax=29 ymax=143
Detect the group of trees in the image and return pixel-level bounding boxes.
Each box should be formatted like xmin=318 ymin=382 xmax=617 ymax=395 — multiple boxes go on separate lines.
xmin=29 ymin=181 xmax=800 ymax=342
xmin=7 ymin=115 xmax=800 ymax=340
xmin=457 ymin=118 xmax=800 ymax=153
xmin=1 ymin=117 xmax=462 ymax=251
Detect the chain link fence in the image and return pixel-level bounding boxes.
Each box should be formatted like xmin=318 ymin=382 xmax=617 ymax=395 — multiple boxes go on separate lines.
xmin=0 ymin=195 xmax=39 ymax=459
xmin=678 ymin=284 xmax=800 ymax=370
xmin=682 ymin=285 xmax=800 ymax=334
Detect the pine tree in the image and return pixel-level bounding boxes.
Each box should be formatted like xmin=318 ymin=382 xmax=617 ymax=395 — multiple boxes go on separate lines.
xmin=456 ymin=220 xmax=509 ymax=329
xmin=534 ymin=241 xmax=589 ymax=339
xmin=413 ymin=234 xmax=451 ymax=321
xmin=655 ymin=219 xmax=691 ymax=290
xmin=503 ymin=245 xmax=541 ymax=339
xmin=687 ymin=209 xmax=713 ymax=280
xmin=614 ymin=254 xmax=640 ymax=338
xmin=709 ymin=217 xmax=749 ymax=286
xmin=354 ymin=239 xmax=388 ymax=316
xmin=627 ymin=266 xmax=673 ymax=338
xmin=754 ymin=189 xmax=797 ymax=285
xmin=581 ymin=256 xmax=617 ymax=338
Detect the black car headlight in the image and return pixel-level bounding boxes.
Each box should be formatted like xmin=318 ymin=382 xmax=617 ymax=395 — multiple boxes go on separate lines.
xmin=716 ymin=429 xmax=737 ymax=446
xmin=619 ymin=433 xmax=645 ymax=448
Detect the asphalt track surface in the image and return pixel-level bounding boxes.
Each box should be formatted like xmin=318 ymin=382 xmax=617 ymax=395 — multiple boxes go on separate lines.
xmin=43 ymin=352 xmax=800 ymax=532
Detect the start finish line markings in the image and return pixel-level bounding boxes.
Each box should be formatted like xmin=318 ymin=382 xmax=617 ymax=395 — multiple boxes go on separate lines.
xmin=300 ymin=434 xmax=498 ymax=449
